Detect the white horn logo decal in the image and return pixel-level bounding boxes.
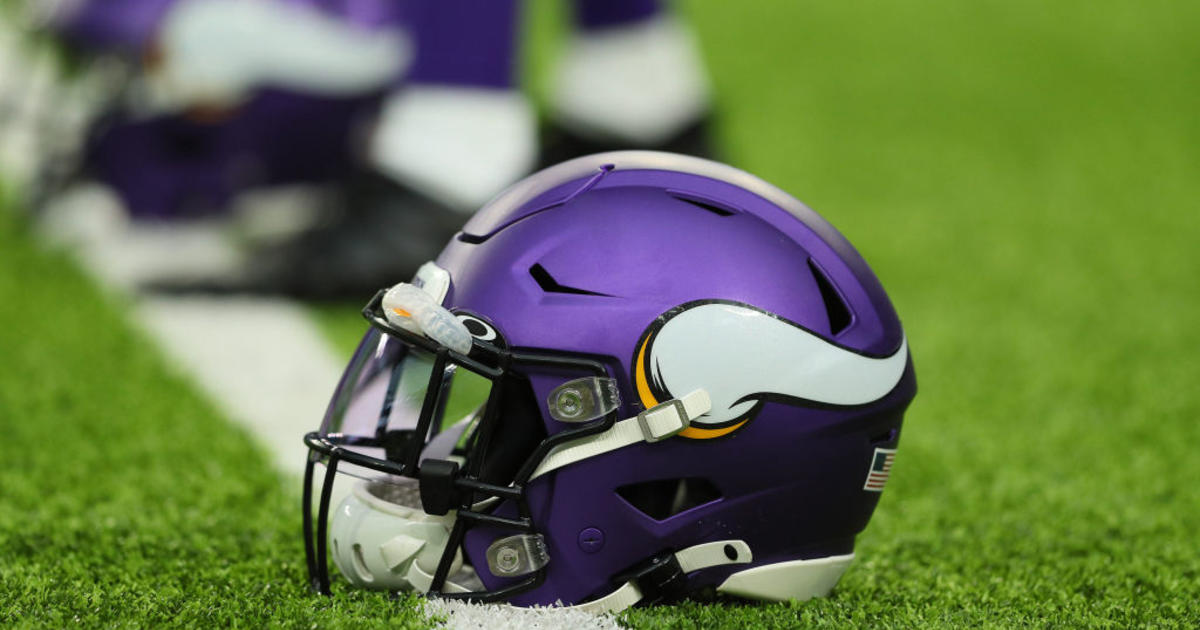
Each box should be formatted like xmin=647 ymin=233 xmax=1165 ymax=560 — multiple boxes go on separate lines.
xmin=633 ymin=301 xmax=908 ymax=439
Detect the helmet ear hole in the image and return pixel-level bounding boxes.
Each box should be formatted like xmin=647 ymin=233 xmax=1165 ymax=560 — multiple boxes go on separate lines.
xmin=616 ymin=477 xmax=722 ymax=521
xmin=476 ymin=375 xmax=547 ymax=486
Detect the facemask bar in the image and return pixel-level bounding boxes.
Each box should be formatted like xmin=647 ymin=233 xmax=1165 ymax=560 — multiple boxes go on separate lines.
xmin=303 ymin=290 xmax=620 ymax=602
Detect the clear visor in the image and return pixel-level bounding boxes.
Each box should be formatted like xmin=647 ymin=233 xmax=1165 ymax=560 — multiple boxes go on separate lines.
xmin=319 ymin=328 xmax=492 ymax=477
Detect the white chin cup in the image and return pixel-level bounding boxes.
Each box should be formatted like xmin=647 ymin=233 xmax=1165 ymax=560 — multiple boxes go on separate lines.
xmin=329 ymin=478 xmax=462 ymax=592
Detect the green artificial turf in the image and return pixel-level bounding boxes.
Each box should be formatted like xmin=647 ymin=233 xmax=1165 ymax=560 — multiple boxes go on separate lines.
xmin=0 ymin=216 xmax=431 ymax=628
xmin=4 ymin=0 xmax=1200 ymax=627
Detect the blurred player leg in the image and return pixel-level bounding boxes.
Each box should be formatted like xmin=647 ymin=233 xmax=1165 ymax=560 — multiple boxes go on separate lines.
xmin=43 ymin=0 xmax=176 ymax=53
xmin=369 ymin=0 xmax=534 ymax=213
xmin=238 ymin=0 xmax=536 ymax=299
xmin=543 ymin=0 xmax=713 ymax=162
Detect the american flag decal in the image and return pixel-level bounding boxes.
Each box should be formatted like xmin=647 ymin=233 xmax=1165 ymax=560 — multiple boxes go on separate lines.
xmin=863 ymin=448 xmax=896 ymax=492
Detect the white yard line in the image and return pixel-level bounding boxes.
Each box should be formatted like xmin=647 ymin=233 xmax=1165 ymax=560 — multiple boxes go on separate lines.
xmin=40 ymin=188 xmax=330 ymax=473
xmin=135 ymin=294 xmax=342 ymax=475
xmin=16 ymin=181 xmax=338 ymax=481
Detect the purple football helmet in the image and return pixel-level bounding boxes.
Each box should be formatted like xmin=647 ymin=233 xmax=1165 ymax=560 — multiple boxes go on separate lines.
xmin=302 ymin=151 xmax=917 ymax=611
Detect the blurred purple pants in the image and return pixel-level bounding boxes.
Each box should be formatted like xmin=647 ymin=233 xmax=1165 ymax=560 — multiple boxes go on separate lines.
xmin=54 ymin=0 xmax=666 ymax=218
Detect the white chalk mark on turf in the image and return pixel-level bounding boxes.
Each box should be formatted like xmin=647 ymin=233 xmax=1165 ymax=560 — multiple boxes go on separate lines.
xmin=425 ymin=599 xmax=623 ymax=630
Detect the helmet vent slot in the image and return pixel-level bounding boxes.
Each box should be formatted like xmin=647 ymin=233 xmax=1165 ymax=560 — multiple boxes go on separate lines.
xmin=616 ymin=477 xmax=722 ymax=521
xmin=351 ymin=544 xmax=374 ymax=583
xmin=667 ymin=191 xmax=738 ymax=217
xmin=529 ymin=264 xmax=613 ymax=297
xmin=808 ymin=259 xmax=852 ymax=335
xmin=457 ymin=231 xmax=488 ymax=244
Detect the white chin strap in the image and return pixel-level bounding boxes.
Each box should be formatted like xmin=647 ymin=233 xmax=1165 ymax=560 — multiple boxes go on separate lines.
xmin=571 ymin=548 xmax=857 ymax=615
xmin=570 ymin=540 xmax=752 ymax=614
xmin=531 ymin=389 xmax=712 ymax=480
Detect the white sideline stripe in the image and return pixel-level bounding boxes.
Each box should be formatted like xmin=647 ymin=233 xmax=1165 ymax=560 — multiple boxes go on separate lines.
xmin=39 ymin=191 xmax=330 ymax=474
xmin=135 ymin=295 xmax=341 ymax=476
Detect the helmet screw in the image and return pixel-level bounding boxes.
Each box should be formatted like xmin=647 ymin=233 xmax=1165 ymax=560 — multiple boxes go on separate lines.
xmin=555 ymin=389 xmax=585 ymax=418
xmin=578 ymin=527 xmax=605 ymax=554
xmin=495 ymin=547 xmax=521 ymax=573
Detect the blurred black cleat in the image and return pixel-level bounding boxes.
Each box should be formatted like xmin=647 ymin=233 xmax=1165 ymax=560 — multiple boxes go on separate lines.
xmin=537 ymin=116 xmax=717 ymax=170
xmin=143 ymin=170 xmax=467 ymax=302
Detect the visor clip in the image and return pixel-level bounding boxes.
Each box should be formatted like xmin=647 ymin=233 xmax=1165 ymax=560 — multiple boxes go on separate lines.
xmin=614 ymin=552 xmax=689 ymax=605
xmin=418 ymin=458 xmax=461 ymax=516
